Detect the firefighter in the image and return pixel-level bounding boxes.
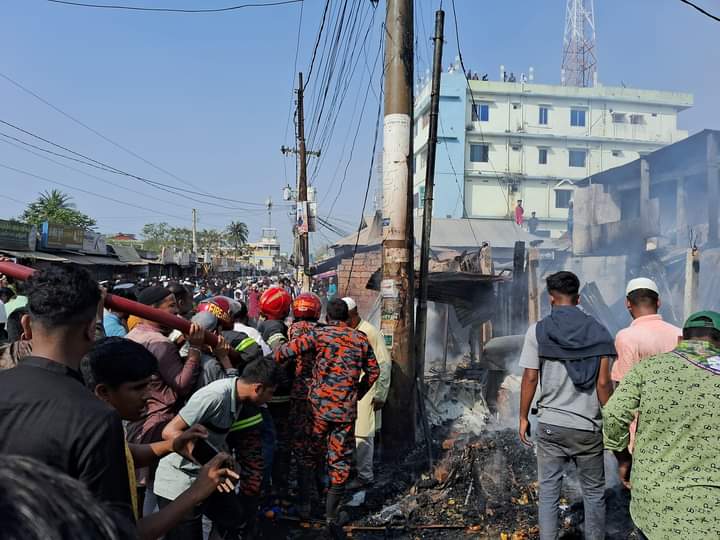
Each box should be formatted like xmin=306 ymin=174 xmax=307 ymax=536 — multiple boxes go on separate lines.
xmin=196 ymin=296 xmax=266 ymax=531
xmin=287 ymin=292 xmax=323 ymax=518
xmin=276 ymin=299 xmax=379 ymax=530
xmin=256 ymin=286 xmax=294 ymax=498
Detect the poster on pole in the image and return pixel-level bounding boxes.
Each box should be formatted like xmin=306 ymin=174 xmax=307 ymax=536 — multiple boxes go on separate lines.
xmin=296 ymin=202 xmax=309 ymax=234
xmin=308 ymin=202 xmax=317 ymax=232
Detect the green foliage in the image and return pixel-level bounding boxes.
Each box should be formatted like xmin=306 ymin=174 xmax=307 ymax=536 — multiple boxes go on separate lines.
xmin=225 ymin=221 xmax=249 ymax=256
xmin=141 ymin=222 xmax=247 ymax=255
xmin=21 ymin=189 xmax=96 ymax=229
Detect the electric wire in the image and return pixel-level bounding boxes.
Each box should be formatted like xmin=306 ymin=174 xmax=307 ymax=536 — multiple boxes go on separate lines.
xmin=0 ymin=119 xmax=269 ymax=209
xmin=0 ymin=70 xmax=205 ymax=193
xmin=343 ymin=40 xmax=385 ymax=296
xmin=46 ymin=0 xmax=303 ymax=13
xmin=0 ymin=162 xmax=189 ymax=221
xmin=679 ymin=0 xmax=720 ymax=22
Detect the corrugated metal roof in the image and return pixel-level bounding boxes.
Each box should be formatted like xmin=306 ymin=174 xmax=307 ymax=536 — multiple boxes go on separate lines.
xmin=415 ymin=219 xmax=564 ymax=250
xmin=111 ymin=245 xmax=143 ymax=263
xmin=0 ymin=249 xmax=69 ymax=262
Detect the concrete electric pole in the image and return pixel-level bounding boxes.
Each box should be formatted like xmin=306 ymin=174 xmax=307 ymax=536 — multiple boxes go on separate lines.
xmin=192 ymin=208 xmax=197 ymax=253
xmin=381 ymin=0 xmax=416 ymax=454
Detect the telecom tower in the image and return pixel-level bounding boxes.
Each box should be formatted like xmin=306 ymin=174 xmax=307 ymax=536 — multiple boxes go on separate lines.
xmin=561 ymin=0 xmax=598 ymax=87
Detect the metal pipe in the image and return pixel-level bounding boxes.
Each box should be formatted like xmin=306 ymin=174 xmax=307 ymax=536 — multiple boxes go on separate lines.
xmin=0 ymin=260 xmax=219 ymax=347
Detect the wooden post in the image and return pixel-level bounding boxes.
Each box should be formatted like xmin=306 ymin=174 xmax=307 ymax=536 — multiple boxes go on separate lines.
xmin=683 ymin=246 xmax=700 ymax=321
xmin=676 ymin=177 xmax=687 ymax=246
xmin=528 ymin=247 xmax=540 ymax=324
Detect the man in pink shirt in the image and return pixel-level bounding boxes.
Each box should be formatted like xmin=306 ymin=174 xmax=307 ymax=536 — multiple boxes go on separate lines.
xmin=611 ymin=278 xmax=682 ymax=449
xmin=612 ymin=278 xmax=682 ymax=382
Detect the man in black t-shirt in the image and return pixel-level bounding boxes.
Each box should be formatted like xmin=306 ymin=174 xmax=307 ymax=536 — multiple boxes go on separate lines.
xmin=0 ymin=266 xmax=134 ymax=527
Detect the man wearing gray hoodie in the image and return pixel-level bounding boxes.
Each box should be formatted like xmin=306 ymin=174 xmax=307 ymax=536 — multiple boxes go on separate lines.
xmin=518 ymin=271 xmax=615 ymax=540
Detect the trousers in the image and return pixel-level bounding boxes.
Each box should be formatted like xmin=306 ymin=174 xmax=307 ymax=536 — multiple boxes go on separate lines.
xmin=355 ymin=435 xmax=374 ymax=482
xmin=536 ymin=422 xmax=605 ymax=540
xmin=306 ymin=417 xmax=354 ymax=487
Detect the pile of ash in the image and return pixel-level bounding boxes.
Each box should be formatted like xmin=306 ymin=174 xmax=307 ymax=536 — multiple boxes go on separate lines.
xmin=343 ymin=428 xmax=635 ymax=540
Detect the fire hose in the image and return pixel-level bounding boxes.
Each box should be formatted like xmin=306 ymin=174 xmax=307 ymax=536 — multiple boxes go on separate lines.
xmin=0 ymin=260 xmax=219 ymax=347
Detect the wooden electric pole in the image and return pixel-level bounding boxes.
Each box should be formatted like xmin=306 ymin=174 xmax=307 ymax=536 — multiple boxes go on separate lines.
xmin=415 ymin=8 xmax=444 ymax=384
xmin=381 ymin=0 xmax=416 ymax=454
xmin=281 ymin=72 xmax=319 ymax=291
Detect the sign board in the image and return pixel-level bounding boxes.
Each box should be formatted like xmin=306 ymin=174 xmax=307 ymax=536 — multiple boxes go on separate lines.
xmin=296 ymin=202 xmax=309 ymax=234
xmin=381 ymin=279 xmax=398 ymax=298
xmin=40 ymin=222 xmax=83 ymax=250
xmin=0 ymin=220 xmax=36 ymax=251
xmin=82 ymin=230 xmax=107 ymax=255
xmin=308 ymin=202 xmax=317 ymax=233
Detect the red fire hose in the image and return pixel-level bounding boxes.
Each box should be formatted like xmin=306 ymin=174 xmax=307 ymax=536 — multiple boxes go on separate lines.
xmin=0 ymin=260 xmax=219 ymax=347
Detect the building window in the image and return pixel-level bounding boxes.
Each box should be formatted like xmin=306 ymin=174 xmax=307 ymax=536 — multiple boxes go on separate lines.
xmin=419 ymin=185 xmax=426 ymax=205
xmin=539 ymin=106 xmax=549 ymax=125
xmin=414 ymin=120 xmax=418 ymax=137
xmin=611 ymin=149 xmax=623 ymax=157
xmin=612 ymin=112 xmax=626 ymax=123
xmin=555 ymin=189 xmax=573 ymax=209
xmin=472 ymin=103 xmax=489 ymax=122
xmin=630 ymin=114 xmax=645 ymax=125
xmin=570 ymin=109 xmax=586 ymax=127
xmin=412 ymin=155 xmax=417 ymax=174
xmin=538 ymin=148 xmax=548 ymax=165
xmin=569 ymin=149 xmax=587 ymax=168
xmin=420 ymin=112 xmax=429 ymax=129
xmin=470 ymin=143 xmax=489 ymax=163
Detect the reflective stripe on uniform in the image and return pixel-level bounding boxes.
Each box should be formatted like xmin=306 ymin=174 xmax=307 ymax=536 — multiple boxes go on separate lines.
xmin=234 ymin=337 xmax=257 ymax=353
xmin=229 ymin=413 xmax=263 ymax=432
xmin=269 ymin=395 xmax=291 ymax=404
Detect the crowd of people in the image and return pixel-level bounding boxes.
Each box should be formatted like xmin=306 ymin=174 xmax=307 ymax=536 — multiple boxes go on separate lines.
xmin=0 ymin=264 xmax=391 ymax=540
xmin=520 ymin=271 xmax=720 ymax=539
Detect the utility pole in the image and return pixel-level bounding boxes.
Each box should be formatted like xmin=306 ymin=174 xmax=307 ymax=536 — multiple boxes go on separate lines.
xmin=415 ymin=9 xmax=444 ymax=384
xmin=281 ymin=72 xmax=320 ymax=292
xmin=381 ymin=0 xmax=415 ymax=454
xmin=192 ymin=208 xmax=197 ymax=253
xmin=297 ymin=72 xmax=310 ymax=291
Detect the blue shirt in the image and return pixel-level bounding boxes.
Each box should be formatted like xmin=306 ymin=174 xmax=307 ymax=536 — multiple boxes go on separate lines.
xmin=103 ymin=312 xmax=127 ymax=337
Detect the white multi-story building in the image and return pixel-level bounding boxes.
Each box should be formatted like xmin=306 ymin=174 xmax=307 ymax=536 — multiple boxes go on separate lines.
xmin=413 ymin=66 xmax=693 ymax=237
xmin=247 ymin=227 xmax=281 ymax=270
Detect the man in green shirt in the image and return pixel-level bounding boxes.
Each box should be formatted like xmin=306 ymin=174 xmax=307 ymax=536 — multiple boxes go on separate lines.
xmin=603 ymin=311 xmax=720 ymax=539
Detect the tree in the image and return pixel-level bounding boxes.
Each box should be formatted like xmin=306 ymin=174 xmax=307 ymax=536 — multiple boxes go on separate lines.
xmin=141 ymin=222 xmax=171 ymax=251
xmin=21 ymin=189 xmax=96 ymax=229
xmin=198 ymin=229 xmax=223 ymax=253
xmin=225 ymin=221 xmax=249 ymax=258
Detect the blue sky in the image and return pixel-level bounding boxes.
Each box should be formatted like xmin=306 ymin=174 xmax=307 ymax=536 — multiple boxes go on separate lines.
xmin=2 ymin=0 xmax=718 ymax=253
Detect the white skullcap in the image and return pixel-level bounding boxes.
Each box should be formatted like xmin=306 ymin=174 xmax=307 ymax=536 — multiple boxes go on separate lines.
xmin=626 ymin=277 xmax=659 ymax=296
xmin=342 ymin=297 xmax=357 ymax=311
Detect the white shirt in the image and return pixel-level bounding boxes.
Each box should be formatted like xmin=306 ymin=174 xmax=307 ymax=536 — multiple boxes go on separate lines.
xmin=233 ymin=322 xmax=272 ymax=356
xmin=0 ymin=301 xmax=6 ymax=325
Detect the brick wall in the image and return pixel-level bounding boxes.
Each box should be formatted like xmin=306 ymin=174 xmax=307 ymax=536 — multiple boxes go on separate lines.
xmin=337 ymin=248 xmax=381 ymax=319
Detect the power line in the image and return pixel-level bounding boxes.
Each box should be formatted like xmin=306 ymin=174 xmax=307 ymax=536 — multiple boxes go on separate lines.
xmin=679 ymin=0 xmax=720 ymax=22
xmin=0 ymin=70 xmax=206 ymax=193
xmin=449 ymin=0 xmax=510 ymax=210
xmin=343 ymin=48 xmax=384 ymax=296
xmin=0 ymin=118 xmax=269 ymax=209
xmin=46 ymin=0 xmax=303 ymax=13
xmin=0 ymin=162 xmax=189 ymax=221
xmin=304 ymin=0 xmax=331 ymax=89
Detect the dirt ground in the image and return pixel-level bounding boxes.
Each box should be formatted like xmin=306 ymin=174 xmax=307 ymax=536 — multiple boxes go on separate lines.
xmin=254 ymin=428 xmax=635 ymax=540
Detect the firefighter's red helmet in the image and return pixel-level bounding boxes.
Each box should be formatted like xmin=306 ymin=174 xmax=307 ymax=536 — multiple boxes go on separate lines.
xmin=292 ymin=292 xmax=322 ymax=320
xmin=197 ymin=296 xmax=233 ymax=330
xmin=259 ymin=287 xmax=292 ymax=320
